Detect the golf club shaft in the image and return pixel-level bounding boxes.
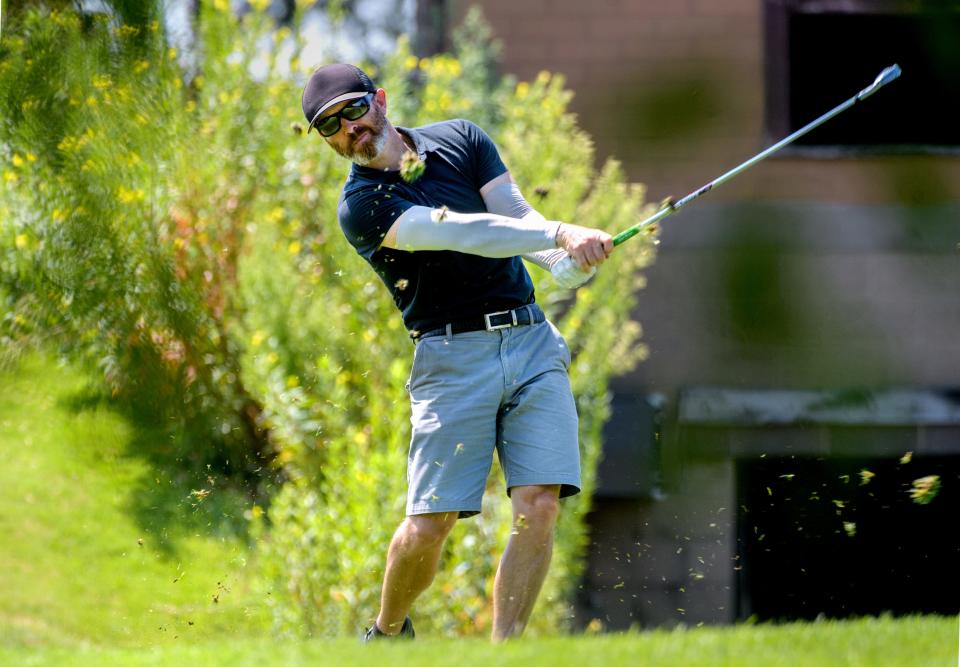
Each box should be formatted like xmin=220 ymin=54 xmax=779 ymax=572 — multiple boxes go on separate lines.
xmin=611 ymin=64 xmax=902 ymax=246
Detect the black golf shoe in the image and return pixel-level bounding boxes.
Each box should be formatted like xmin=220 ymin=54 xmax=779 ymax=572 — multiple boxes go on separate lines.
xmin=363 ymin=616 xmax=415 ymax=641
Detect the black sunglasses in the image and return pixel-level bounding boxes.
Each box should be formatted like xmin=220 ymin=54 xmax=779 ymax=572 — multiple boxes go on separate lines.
xmin=314 ymin=94 xmax=374 ymax=137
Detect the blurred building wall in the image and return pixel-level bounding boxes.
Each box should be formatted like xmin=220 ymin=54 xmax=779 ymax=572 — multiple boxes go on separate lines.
xmin=441 ymin=0 xmax=960 ymax=404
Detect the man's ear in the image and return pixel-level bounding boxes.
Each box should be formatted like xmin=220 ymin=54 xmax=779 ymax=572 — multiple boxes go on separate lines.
xmin=375 ymin=88 xmax=387 ymax=112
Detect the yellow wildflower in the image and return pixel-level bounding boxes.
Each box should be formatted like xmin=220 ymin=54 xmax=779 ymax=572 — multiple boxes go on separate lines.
xmin=117 ymin=186 xmax=145 ymax=204
xmin=15 ymin=234 xmax=29 ymax=249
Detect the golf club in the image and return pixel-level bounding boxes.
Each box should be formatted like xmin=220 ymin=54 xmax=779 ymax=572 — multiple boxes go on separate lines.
xmin=554 ymin=64 xmax=902 ymax=273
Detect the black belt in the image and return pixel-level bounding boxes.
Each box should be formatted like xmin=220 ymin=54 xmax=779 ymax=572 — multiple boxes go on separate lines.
xmin=412 ymin=304 xmax=545 ymax=341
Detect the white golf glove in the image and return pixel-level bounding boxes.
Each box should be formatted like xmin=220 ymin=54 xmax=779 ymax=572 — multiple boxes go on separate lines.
xmin=551 ymin=254 xmax=596 ymax=289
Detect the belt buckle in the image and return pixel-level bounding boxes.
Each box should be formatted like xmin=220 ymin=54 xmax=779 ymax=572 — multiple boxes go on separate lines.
xmin=484 ymin=309 xmax=517 ymax=331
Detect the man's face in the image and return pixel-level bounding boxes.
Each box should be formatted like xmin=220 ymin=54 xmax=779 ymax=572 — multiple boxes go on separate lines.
xmin=320 ymin=94 xmax=388 ymax=165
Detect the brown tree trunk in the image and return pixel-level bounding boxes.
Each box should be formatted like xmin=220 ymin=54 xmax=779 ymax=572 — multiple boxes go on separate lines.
xmin=414 ymin=0 xmax=448 ymax=57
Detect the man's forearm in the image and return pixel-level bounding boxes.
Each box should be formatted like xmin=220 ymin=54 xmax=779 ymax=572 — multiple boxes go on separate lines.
xmin=391 ymin=206 xmax=561 ymax=257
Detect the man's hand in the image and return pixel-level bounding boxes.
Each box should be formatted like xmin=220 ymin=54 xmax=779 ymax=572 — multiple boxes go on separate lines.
xmin=555 ymin=223 xmax=614 ymax=271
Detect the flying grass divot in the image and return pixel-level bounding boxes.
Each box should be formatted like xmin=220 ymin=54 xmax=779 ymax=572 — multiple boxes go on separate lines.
xmin=400 ymin=149 xmax=426 ymax=183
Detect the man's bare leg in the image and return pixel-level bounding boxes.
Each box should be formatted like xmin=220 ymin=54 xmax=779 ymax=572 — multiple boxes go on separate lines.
xmin=375 ymin=511 xmax=458 ymax=634
xmin=491 ymin=484 xmax=561 ymax=641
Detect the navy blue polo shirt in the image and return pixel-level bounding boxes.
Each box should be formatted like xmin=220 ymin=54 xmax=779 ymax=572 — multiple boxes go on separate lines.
xmin=337 ymin=119 xmax=535 ymax=335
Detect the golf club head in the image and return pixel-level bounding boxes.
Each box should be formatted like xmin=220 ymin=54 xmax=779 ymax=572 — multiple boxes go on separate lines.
xmin=858 ymin=64 xmax=901 ymax=100
xmin=876 ymin=64 xmax=902 ymax=86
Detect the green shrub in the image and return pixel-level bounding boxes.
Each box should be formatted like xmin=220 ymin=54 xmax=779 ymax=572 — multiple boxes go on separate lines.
xmin=0 ymin=8 xmax=273 ymax=479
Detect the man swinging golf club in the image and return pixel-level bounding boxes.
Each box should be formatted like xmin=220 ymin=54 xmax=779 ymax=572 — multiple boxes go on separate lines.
xmin=301 ymin=63 xmax=614 ymax=642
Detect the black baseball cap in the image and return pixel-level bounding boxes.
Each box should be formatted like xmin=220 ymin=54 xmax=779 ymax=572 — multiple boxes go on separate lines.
xmin=301 ymin=63 xmax=377 ymax=134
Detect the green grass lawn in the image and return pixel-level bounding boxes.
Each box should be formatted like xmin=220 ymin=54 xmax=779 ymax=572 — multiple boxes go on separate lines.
xmin=2 ymin=616 xmax=957 ymax=666
xmin=0 ymin=352 xmax=270 ymax=649
xmin=0 ymin=353 xmax=956 ymax=666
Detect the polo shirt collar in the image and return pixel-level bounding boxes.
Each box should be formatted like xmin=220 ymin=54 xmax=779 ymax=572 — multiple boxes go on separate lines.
xmin=398 ymin=126 xmax=439 ymax=161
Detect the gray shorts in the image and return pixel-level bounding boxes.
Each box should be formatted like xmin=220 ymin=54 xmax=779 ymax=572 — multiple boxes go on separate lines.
xmin=405 ymin=308 xmax=581 ymax=518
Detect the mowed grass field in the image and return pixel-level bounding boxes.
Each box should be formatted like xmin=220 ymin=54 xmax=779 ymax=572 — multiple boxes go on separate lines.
xmin=0 ymin=353 xmax=270 ymax=649
xmin=0 ymin=352 xmax=956 ymax=667
xmin=4 ymin=616 xmax=958 ymax=667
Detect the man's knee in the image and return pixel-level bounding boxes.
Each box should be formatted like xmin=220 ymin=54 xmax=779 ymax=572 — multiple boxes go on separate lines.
xmin=511 ymin=485 xmax=561 ymax=529
xmin=399 ymin=512 xmax=457 ymax=549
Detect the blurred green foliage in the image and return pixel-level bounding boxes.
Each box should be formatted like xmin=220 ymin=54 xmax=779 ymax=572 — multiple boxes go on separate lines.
xmin=0 ymin=4 xmax=658 ymax=637
xmin=0 ymin=8 xmax=275 ymax=482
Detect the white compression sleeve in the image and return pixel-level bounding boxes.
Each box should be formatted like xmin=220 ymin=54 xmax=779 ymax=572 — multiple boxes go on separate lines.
xmin=483 ymin=181 xmax=534 ymax=219
xmin=393 ymin=205 xmax=561 ymax=257
xmin=482 ymin=181 xmax=596 ymax=288
xmin=481 ymin=181 xmax=567 ymax=269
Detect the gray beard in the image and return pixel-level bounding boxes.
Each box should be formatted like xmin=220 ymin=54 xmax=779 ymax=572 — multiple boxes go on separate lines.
xmin=350 ymin=129 xmax=388 ymax=166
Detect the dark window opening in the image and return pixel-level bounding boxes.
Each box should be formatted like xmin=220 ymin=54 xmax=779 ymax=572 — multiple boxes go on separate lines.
xmin=765 ymin=2 xmax=960 ymax=152
xmin=736 ymin=455 xmax=960 ymax=621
